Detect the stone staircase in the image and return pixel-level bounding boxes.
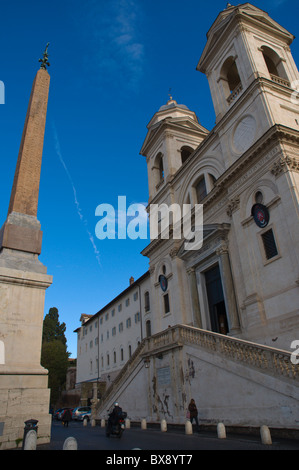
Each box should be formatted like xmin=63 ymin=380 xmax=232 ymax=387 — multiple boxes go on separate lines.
xmin=96 ymin=325 xmax=299 ymax=430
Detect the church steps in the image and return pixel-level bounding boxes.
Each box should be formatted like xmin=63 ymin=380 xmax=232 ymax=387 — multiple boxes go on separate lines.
xmin=96 ymin=325 xmax=299 ymax=429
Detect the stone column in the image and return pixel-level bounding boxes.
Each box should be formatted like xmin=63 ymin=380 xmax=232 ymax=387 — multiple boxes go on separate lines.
xmin=216 ymin=243 xmax=240 ymax=334
xmin=187 ymin=267 xmax=202 ymax=328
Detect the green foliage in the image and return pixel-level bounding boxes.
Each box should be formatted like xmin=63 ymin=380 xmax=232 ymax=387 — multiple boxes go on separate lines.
xmin=42 ymin=307 xmax=67 ymax=345
xmin=41 ymin=307 xmax=70 ymax=405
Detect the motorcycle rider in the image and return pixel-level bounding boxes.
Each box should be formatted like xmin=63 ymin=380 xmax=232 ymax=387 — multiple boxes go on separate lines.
xmin=107 ymin=402 xmax=123 ymax=430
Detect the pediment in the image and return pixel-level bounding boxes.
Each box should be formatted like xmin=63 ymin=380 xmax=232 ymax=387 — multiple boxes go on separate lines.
xmin=177 ymin=223 xmax=231 ymax=260
xmin=197 ymin=3 xmax=294 ymax=71
xmin=140 ymin=117 xmax=209 ymax=156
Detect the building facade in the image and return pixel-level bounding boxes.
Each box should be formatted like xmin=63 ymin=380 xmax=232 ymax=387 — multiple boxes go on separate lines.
xmin=76 ymin=3 xmax=299 ymax=403
xmin=75 ymin=272 xmax=151 ymax=386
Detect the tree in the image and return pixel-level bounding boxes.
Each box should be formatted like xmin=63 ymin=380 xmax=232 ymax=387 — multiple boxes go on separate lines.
xmin=41 ymin=307 xmax=70 ymax=405
xmin=42 ymin=307 xmax=67 ymax=345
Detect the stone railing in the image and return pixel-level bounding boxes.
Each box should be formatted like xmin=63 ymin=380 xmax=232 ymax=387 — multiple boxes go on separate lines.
xmin=270 ymin=74 xmax=290 ymax=88
xmin=96 ymin=324 xmax=298 ymax=415
xmin=96 ymin=340 xmax=146 ymax=413
xmin=177 ymin=325 xmax=298 ymax=381
xmin=227 ymin=83 xmax=243 ymax=104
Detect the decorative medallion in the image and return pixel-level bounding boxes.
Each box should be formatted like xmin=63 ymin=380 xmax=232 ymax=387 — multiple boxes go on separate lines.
xmin=251 ymin=203 xmax=269 ymax=228
xmin=159 ymin=275 xmax=168 ymax=292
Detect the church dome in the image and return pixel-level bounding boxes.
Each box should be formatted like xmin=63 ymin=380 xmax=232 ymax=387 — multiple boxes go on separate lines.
xmin=158 ymin=97 xmax=189 ymax=112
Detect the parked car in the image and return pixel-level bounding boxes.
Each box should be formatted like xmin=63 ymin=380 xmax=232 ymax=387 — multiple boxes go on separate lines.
xmin=53 ymin=408 xmax=63 ymax=420
xmin=72 ymin=406 xmax=91 ymax=421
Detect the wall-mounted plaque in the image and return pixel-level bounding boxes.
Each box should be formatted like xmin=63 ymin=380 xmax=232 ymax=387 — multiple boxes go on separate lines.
xmin=251 ymin=203 xmax=270 ymax=228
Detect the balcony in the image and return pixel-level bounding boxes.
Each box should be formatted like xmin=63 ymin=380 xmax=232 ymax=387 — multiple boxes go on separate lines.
xmin=270 ymin=73 xmax=290 ymax=88
xmin=227 ymin=82 xmax=243 ymax=105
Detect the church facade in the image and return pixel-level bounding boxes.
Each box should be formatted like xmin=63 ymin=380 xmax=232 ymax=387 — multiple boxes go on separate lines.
xmin=140 ymin=2 xmax=299 ymax=352
xmin=76 ymin=3 xmax=299 ymax=413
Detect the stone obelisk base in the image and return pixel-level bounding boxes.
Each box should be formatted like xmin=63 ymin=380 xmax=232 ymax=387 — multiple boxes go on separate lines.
xmin=0 ymin=251 xmax=52 ymax=449
xmin=0 ymin=373 xmax=52 ymax=449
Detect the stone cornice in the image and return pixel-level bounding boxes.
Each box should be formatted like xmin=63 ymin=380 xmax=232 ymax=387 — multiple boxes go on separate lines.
xmin=271 ymin=155 xmax=299 ymax=177
xmin=202 ymin=124 xmax=299 ymax=210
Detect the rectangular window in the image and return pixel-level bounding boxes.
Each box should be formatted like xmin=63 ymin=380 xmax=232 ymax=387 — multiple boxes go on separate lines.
xmin=112 ymin=327 xmax=116 ymax=336
xmin=163 ymin=293 xmax=170 ymax=314
xmin=119 ymin=322 xmax=123 ymax=333
xmin=133 ymin=292 xmax=138 ymax=301
xmin=125 ymin=298 xmax=130 ymax=307
xmin=261 ymin=229 xmax=278 ymax=260
xmin=135 ymin=312 xmax=140 ymax=323
xmin=118 ymin=304 xmax=122 ymax=312
xmin=126 ymin=317 xmax=131 ymax=328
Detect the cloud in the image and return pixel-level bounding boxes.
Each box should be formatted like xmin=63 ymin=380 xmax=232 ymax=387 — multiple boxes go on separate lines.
xmin=75 ymin=0 xmax=145 ymax=91
xmin=52 ymin=122 xmax=101 ymax=267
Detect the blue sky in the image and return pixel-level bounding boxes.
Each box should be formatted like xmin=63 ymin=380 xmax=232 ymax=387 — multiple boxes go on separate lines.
xmin=0 ymin=0 xmax=298 ymax=357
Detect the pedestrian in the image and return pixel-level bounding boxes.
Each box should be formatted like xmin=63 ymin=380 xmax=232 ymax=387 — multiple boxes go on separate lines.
xmin=188 ymin=398 xmax=200 ymax=432
xmin=62 ymin=408 xmax=72 ymax=427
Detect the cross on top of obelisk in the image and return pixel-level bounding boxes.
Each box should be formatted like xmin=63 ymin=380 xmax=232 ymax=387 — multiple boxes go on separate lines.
xmin=39 ymin=43 xmax=50 ymax=70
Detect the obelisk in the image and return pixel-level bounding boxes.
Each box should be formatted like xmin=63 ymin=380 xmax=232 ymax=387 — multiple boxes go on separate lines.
xmin=0 ymin=45 xmax=53 ymax=449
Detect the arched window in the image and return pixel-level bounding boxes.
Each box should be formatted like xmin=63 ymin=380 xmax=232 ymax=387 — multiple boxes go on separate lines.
xmin=144 ymin=291 xmax=150 ymax=312
xmin=194 ymin=176 xmax=207 ymax=203
xmin=146 ymin=320 xmax=151 ymax=337
xmin=159 ymin=157 xmax=164 ymax=181
xmin=220 ymin=56 xmax=242 ymax=102
xmin=209 ymin=174 xmax=217 ymax=187
xmin=153 ymin=152 xmax=164 ymax=190
xmin=181 ymin=146 xmax=194 ymax=165
xmin=261 ymin=46 xmax=289 ymax=85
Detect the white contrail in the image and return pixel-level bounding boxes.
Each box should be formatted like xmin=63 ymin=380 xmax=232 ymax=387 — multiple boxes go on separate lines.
xmin=52 ymin=122 xmax=101 ymax=267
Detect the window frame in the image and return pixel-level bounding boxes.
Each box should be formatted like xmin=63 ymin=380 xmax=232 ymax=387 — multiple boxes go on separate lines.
xmin=257 ymin=224 xmax=280 ymax=265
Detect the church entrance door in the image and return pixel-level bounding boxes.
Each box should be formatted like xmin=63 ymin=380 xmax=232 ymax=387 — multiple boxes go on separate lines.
xmin=205 ymin=265 xmax=229 ymax=335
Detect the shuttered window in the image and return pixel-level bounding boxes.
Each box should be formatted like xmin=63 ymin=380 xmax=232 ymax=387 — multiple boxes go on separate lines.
xmin=261 ymin=229 xmax=278 ymax=260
